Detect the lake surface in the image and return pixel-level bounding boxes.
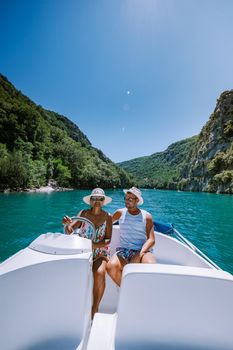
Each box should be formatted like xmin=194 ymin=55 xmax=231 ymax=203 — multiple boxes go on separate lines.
xmin=0 ymin=189 xmax=233 ymax=274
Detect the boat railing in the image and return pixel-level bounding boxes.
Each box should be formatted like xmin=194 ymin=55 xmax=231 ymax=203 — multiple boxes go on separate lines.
xmin=153 ymin=220 xmax=221 ymax=270
xmin=173 ymin=228 xmax=221 ymax=270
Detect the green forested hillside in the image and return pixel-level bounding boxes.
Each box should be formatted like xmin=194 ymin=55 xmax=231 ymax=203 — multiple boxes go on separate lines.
xmin=0 ymin=74 xmax=133 ymax=191
xmin=119 ymin=136 xmax=198 ymax=189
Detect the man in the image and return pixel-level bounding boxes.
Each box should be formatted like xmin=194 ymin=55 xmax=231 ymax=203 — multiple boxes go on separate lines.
xmin=107 ymin=187 xmax=156 ymax=286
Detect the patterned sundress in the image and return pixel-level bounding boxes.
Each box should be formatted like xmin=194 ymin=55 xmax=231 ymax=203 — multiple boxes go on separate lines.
xmin=79 ymin=221 xmax=110 ymax=261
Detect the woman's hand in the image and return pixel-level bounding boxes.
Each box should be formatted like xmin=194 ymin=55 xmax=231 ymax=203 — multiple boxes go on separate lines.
xmin=92 ymin=239 xmax=110 ymax=250
xmin=92 ymin=242 xmax=97 ymax=250
xmin=62 ymin=215 xmax=72 ymax=225
xmin=139 ymin=251 xmax=146 ymax=259
xmin=62 ymin=216 xmax=73 ymax=234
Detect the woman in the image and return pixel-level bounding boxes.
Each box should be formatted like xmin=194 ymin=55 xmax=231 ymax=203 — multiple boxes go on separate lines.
xmin=63 ymin=188 xmax=112 ymax=318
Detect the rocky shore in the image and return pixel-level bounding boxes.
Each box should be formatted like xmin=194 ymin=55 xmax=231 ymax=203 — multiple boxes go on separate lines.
xmin=3 ymin=180 xmax=73 ymax=193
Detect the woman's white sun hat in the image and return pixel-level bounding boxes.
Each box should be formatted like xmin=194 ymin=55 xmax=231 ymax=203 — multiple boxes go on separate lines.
xmin=83 ymin=188 xmax=112 ymax=205
xmin=123 ymin=187 xmax=144 ymax=205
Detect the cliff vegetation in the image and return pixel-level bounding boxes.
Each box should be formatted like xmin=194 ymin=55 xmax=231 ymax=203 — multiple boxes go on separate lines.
xmin=119 ymin=136 xmax=198 ymax=189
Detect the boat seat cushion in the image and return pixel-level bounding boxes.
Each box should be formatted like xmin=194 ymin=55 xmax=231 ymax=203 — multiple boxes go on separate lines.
xmin=115 ymin=264 xmax=233 ymax=350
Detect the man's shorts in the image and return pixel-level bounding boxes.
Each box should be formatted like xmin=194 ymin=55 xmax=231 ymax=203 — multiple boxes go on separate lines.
xmin=116 ymin=247 xmax=140 ymax=263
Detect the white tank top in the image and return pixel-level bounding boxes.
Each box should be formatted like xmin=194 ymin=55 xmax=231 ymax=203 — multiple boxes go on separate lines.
xmin=119 ymin=208 xmax=148 ymax=250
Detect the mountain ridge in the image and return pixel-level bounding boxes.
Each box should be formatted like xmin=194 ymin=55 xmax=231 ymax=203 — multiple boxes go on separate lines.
xmin=118 ymin=136 xmax=198 ymax=189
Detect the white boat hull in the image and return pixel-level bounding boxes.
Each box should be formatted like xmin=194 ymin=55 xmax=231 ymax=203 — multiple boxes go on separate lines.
xmin=0 ymin=226 xmax=232 ymax=350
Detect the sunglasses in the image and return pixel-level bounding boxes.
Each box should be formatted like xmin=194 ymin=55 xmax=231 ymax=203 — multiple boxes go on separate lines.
xmin=90 ymin=196 xmax=105 ymax=202
xmin=124 ymin=196 xmax=137 ymax=202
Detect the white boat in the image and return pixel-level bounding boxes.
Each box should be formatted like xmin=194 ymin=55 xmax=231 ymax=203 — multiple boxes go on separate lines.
xmin=0 ymin=218 xmax=232 ymax=350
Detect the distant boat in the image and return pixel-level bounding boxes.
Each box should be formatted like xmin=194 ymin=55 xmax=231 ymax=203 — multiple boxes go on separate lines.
xmin=0 ymin=218 xmax=232 ymax=350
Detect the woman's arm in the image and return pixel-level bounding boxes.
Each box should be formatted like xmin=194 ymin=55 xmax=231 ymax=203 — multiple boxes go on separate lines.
xmin=105 ymin=213 xmax=112 ymax=241
xmin=91 ymin=210 xmax=122 ymax=248
xmin=92 ymin=213 xmax=112 ymax=249
xmin=63 ymin=210 xmax=84 ymax=234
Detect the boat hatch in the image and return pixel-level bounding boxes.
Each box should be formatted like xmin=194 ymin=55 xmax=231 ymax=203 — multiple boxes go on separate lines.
xmin=29 ymin=232 xmax=92 ymax=255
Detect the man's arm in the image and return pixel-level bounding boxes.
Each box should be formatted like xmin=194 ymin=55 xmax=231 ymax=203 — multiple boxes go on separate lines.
xmin=112 ymin=210 xmax=122 ymax=223
xmin=139 ymin=213 xmax=155 ymax=258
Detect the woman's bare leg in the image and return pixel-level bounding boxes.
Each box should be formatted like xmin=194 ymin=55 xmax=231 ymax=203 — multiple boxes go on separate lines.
xmin=92 ymin=258 xmax=107 ymax=318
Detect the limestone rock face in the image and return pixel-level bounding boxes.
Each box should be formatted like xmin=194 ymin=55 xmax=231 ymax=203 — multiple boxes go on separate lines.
xmin=118 ymin=90 xmax=233 ymax=194
xmin=182 ymin=90 xmax=233 ymax=193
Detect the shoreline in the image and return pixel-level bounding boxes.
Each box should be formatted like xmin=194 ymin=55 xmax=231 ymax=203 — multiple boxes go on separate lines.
xmin=1 ymin=187 xmax=233 ymax=195
xmin=27 ymin=185 xmax=74 ymax=193
xmin=2 ymin=185 xmax=74 ymax=194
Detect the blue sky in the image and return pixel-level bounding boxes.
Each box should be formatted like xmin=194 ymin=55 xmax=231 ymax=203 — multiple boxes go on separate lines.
xmin=1 ymin=0 xmax=233 ymax=162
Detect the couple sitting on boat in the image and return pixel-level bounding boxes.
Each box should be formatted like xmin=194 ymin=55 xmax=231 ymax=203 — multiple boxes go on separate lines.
xmin=63 ymin=187 xmax=156 ymax=318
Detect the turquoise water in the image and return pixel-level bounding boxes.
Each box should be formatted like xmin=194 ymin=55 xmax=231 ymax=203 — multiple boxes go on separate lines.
xmin=0 ymin=189 xmax=233 ymax=274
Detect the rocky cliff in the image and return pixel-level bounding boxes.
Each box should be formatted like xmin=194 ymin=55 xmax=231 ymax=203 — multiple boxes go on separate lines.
xmin=181 ymin=90 xmax=233 ymax=194
xmin=119 ymin=90 xmax=233 ymax=194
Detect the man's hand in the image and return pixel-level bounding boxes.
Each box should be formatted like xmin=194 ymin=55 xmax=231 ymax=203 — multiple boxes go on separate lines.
xmin=139 ymin=251 xmax=146 ymax=259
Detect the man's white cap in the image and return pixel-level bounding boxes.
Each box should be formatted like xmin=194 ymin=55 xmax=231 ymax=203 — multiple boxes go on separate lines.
xmin=123 ymin=187 xmax=143 ymax=205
